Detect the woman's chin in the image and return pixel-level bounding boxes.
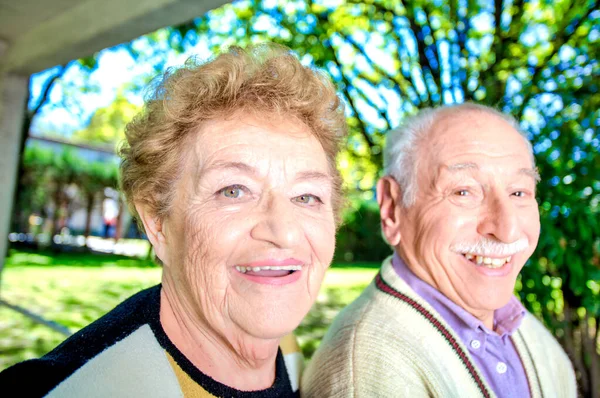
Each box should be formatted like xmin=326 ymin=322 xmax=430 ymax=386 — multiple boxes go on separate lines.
xmin=234 ymin=306 xmax=308 ymax=341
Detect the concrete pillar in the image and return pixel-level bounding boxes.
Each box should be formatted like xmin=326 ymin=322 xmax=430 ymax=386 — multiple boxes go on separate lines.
xmin=0 ymin=50 xmax=29 ymax=280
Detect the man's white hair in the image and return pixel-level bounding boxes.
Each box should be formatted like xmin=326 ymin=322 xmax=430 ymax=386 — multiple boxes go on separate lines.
xmin=383 ymin=103 xmax=535 ymax=207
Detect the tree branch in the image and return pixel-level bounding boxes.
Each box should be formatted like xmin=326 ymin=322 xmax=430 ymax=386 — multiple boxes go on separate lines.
xmin=402 ymin=2 xmax=435 ymax=105
xmin=421 ymin=3 xmax=444 ymax=96
xmin=339 ymin=33 xmax=419 ymax=105
xmin=347 ymin=0 xmax=433 ymax=106
xmin=342 ymin=81 xmax=377 ymax=149
xmin=325 ymin=43 xmax=376 ymax=149
xmin=514 ymin=0 xmax=599 ymax=118
xmin=352 ymin=76 xmax=392 ymax=130
xmin=479 ymin=0 xmax=525 ymax=104
xmin=449 ymin=0 xmax=471 ymax=100
xmin=29 ymin=64 xmax=68 ymax=119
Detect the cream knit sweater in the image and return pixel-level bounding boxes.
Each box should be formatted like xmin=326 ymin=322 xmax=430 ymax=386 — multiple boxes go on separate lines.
xmin=302 ymin=258 xmax=577 ymax=398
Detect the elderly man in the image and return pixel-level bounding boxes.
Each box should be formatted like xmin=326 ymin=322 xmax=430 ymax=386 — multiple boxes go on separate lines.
xmin=302 ymin=103 xmax=577 ymax=397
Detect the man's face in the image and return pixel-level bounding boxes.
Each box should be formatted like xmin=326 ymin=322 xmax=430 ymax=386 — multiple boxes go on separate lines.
xmin=397 ymin=110 xmax=540 ymax=317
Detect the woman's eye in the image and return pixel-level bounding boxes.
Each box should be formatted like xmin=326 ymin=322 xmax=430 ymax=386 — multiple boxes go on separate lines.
xmin=219 ymin=185 xmax=246 ymax=199
xmin=455 ymin=189 xmax=470 ymax=196
xmin=293 ymin=194 xmax=322 ymax=205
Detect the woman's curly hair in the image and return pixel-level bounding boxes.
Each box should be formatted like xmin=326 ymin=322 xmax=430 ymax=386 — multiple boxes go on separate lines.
xmin=119 ymin=44 xmax=347 ymax=229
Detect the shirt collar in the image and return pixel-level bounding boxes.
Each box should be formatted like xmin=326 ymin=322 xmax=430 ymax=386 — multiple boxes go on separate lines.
xmin=391 ymin=252 xmax=525 ymax=338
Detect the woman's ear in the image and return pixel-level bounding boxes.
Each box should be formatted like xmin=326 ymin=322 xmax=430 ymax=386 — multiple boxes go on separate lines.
xmin=135 ymin=203 xmax=168 ymax=264
xmin=376 ymin=176 xmax=403 ymax=247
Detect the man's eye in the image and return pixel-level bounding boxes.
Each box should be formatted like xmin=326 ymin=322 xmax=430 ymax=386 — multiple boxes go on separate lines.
xmin=219 ymin=185 xmax=246 ymax=199
xmin=293 ymin=194 xmax=322 ymax=205
xmin=512 ymin=191 xmax=526 ymax=198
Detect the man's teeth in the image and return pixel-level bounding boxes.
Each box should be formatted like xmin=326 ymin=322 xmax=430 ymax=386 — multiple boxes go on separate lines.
xmin=463 ymin=253 xmax=512 ymax=268
xmin=235 ymin=265 xmax=302 ymax=273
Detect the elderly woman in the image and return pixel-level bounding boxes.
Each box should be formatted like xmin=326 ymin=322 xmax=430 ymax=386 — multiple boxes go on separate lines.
xmin=0 ymin=44 xmax=346 ymax=397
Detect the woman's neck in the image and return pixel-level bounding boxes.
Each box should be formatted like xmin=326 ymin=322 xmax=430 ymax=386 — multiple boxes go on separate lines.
xmin=159 ymin=283 xmax=280 ymax=391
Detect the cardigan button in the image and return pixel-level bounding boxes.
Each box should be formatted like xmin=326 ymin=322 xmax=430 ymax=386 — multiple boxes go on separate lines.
xmin=496 ymin=362 xmax=508 ymax=374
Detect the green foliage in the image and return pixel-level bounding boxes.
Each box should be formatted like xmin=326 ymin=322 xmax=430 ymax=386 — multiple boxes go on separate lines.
xmin=0 ymin=250 xmax=376 ymax=369
xmin=335 ymin=200 xmax=392 ymax=263
xmin=15 ymin=0 xmax=599 ymax=393
xmin=19 ymin=146 xmax=55 ymax=221
xmin=72 ymin=92 xmax=140 ymax=148
xmin=17 ymin=145 xmax=120 ymax=237
xmin=6 ymin=249 xmax=156 ymax=268
xmin=165 ymin=0 xmax=599 ymax=394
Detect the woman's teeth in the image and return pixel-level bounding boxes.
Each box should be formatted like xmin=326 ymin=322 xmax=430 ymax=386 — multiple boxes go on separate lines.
xmin=235 ymin=265 xmax=302 ymax=273
xmin=463 ymin=253 xmax=512 ymax=269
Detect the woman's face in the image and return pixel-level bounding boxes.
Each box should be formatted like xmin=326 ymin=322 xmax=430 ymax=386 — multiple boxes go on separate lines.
xmin=160 ymin=113 xmax=336 ymax=340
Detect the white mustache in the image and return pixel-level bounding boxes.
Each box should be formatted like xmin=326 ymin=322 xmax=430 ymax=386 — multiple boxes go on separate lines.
xmin=450 ymin=238 xmax=529 ymax=257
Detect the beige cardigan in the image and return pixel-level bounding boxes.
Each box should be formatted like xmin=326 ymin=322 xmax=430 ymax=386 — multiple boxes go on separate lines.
xmin=302 ymin=258 xmax=577 ymax=397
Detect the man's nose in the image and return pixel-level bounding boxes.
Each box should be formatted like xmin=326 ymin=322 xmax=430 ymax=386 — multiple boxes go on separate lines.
xmin=477 ymin=193 xmax=521 ymax=244
xmin=250 ymin=194 xmax=302 ymax=248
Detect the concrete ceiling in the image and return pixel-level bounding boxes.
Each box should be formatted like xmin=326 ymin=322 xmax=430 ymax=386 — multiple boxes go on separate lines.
xmin=0 ymin=0 xmax=230 ymax=75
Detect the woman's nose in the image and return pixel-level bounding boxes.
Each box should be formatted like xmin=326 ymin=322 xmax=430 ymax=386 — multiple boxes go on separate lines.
xmin=250 ymin=195 xmax=302 ymax=248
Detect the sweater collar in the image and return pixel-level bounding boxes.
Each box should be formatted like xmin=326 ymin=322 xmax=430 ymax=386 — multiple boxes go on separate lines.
xmin=390 ymin=253 xmax=525 ymax=337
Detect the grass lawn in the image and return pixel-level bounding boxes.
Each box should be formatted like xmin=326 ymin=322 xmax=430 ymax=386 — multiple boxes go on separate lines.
xmin=0 ymin=249 xmax=378 ymax=370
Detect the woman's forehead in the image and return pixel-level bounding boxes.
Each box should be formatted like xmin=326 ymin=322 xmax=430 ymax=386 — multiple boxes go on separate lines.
xmin=184 ymin=115 xmax=330 ymax=179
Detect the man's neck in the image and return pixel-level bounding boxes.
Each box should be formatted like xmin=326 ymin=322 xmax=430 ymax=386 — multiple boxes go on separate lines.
xmin=395 ymin=249 xmax=496 ymax=330
xmin=159 ymin=284 xmax=279 ymax=391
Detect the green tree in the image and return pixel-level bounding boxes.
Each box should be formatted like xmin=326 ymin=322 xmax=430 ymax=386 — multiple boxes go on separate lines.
xmin=72 ymin=91 xmax=140 ymax=149
xmin=18 ymin=145 xmax=56 ymax=233
xmin=79 ymin=161 xmax=119 ymax=243
xmin=167 ymin=0 xmax=599 ymax=394
xmin=46 ymin=149 xmax=86 ymax=238
xmin=11 ymin=57 xmax=105 ymax=235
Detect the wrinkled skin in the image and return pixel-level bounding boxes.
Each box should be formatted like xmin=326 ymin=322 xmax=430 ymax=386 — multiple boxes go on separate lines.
xmin=378 ymin=109 xmax=540 ymax=329
xmin=137 ymin=113 xmax=336 ymax=389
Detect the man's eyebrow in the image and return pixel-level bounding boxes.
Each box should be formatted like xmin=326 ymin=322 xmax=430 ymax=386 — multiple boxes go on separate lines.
xmin=519 ymin=167 xmax=541 ymax=182
xmin=444 ymin=162 xmax=540 ymax=182
xmin=446 ymin=162 xmax=479 ymax=171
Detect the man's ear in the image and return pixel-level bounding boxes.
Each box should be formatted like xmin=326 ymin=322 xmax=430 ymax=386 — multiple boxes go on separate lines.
xmin=135 ymin=203 xmax=169 ymax=265
xmin=376 ymin=176 xmax=403 ymax=246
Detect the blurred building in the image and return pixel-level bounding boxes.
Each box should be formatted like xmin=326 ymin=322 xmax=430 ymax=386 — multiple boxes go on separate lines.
xmin=0 ymin=0 xmax=231 ymax=269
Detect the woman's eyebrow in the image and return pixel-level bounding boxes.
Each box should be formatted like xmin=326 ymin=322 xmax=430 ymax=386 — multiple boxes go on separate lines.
xmin=295 ymin=170 xmax=332 ymax=183
xmin=203 ymin=161 xmax=257 ymax=175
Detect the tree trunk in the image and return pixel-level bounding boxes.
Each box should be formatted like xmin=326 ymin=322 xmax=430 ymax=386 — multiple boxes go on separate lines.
xmin=564 ymin=305 xmax=589 ymax=396
xmin=9 ymin=112 xmax=32 ymax=234
xmin=10 ymin=67 xmax=65 ymax=233
xmin=50 ymin=183 xmax=63 ymax=238
xmin=583 ymin=314 xmax=600 ymax=398
xmin=114 ymin=196 xmax=124 ymax=242
xmin=83 ymin=192 xmax=95 ymax=247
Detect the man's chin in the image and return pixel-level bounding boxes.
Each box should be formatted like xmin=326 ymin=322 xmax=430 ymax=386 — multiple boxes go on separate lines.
xmin=468 ymin=289 xmax=516 ymax=314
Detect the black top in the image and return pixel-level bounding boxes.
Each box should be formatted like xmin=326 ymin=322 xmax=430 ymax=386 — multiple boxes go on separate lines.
xmin=0 ymin=285 xmax=297 ymax=397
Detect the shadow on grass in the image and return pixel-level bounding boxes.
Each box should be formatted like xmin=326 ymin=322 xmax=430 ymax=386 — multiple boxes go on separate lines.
xmin=1 ymin=250 xmax=375 ymax=367
xmin=330 ymin=261 xmax=381 ymax=269
xmin=297 ymin=284 xmax=369 ymax=359
xmin=5 ymin=248 xmax=157 ymax=268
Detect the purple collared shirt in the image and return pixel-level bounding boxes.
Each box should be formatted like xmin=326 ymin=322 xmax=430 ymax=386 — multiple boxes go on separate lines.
xmin=392 ymin=253 xmax=530 ymax=398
